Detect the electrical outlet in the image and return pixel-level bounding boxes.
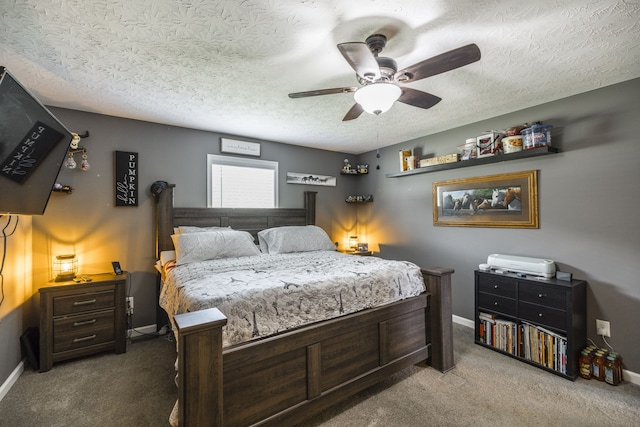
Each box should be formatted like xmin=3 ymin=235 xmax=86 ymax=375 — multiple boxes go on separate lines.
xmin=126 ymin=296 xmax=134 ymax=316
xmin=596 ymin=319 xmax=610 ymax=337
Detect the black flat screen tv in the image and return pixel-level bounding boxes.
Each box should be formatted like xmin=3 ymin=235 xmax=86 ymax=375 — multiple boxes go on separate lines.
xmin=0 ymin=67 xmax=73 ymax=215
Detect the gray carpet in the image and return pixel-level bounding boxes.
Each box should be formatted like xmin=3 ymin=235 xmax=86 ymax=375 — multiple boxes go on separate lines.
xmin=1 ymin=324 xmax=638 ymax=426
xmin=0 ymin=336 xmax=177 ymax=427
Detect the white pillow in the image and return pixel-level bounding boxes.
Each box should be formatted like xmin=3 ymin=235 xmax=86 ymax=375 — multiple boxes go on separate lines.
xmin=258 ymin=225 xmax=336 ymax=254
xmin=159 ymin=250 xmax=176 ymax=266
xmin=172 ymin=230 xmax=260 ymax=265
xmin=173 ymin=225 xmax=232 ymax=234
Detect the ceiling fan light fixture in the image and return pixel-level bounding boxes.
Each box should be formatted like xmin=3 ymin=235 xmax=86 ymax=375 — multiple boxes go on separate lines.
xmin=354 ymin=83 xmax=401 ymax=115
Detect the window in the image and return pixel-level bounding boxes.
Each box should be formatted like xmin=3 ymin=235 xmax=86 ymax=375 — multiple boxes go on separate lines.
xmin=207 ymin=154 xmax=278 ymax=208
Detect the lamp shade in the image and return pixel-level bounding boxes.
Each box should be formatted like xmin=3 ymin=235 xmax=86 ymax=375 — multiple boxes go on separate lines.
xmin=353 ymin=83 xmax=401 ymax=115
xmin=54 ymin=254 xmax=78 ymax=282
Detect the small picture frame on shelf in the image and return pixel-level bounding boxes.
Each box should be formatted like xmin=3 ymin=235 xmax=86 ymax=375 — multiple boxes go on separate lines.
xmin=476 ymin=133 xmax=502 ymax=158
xmin=357 ymin=243 xmax=368 ymax=252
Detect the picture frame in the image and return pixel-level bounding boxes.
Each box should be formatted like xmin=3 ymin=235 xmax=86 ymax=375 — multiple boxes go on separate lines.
xmin=286 ymin=172 xmax=336 ymax=187
xmin=476 ymin=132 xmax=500 ymax=158
xmin=433 ymin=170 xmax=538 ymax=228
xmin=221 ymin=138 xmax=261 ymax=157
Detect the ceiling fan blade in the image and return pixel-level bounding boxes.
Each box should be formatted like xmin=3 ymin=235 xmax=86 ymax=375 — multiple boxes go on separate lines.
xmin=288 ymin=87 xmax=357 ymax=98
xmin=337 ymin=42 xmax=381 ymax=81
xmin=395 ymin=43 xmax=481 ymax=83
xmin=398 ymin=87 xmax=442 ymax=109
xmin=342 ymin=103 xmax=364 ymax=121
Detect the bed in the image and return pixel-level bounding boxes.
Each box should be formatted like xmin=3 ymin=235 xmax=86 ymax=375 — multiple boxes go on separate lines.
xmin=155 ymin=185 xmax=454 ymax=427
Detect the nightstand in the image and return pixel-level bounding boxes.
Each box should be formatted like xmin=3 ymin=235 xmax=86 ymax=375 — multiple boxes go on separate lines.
xmin=38 ymin=272 xmax=127 ymax=372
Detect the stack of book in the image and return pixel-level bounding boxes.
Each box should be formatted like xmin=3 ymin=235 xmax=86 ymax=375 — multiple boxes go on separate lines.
xmin=521 ymin=321 xmax=567 ymax=374
xmin=478 ymin=314 xmax=568 ymax=374
xmin=478 ymin=312 xmax=518 ymax=356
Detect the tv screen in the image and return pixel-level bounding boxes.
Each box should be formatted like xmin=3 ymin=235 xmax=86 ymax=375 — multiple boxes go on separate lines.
xmin=0 ymin=67 xmax=73 ymax=215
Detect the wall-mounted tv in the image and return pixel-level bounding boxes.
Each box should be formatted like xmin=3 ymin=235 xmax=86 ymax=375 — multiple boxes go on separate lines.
xmin=0 ymin=67 xmax=73 ymax=215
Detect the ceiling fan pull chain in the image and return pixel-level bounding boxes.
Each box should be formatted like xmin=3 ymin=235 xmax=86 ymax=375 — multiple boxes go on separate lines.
xmin=376 ymin=123 xmax=381 ymax=170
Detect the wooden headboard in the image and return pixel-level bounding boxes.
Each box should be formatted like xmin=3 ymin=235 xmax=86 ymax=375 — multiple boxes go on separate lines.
xmin=155 ymin=184 xmax=317 ymax=257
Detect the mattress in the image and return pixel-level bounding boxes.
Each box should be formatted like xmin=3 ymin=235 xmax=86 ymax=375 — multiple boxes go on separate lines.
xmin=160 ymin=250 xmax=425 ymax=347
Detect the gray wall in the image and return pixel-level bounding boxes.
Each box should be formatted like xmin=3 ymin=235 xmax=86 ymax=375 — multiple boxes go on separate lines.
xmin=356 ymin=78 xmax=640 ymax=372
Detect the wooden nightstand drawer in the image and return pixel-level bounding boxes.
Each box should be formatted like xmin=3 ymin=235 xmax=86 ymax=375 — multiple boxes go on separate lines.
xmin=518 ymin=284 xmax=566 ymax=310
xmin=477 ymin=292 xmax=517 ymax=317
xmin=477 ymin=276 xmax=517 ymax=299
xmin=53 ymin=325 xmax=115 ymax=353
xmin=53 ymin=309 xmax=114 ymax=335
xmin=53 ymin=290 xmax=115 ymax=316
xmin=519 ymin=301 xmax=566 ymax=331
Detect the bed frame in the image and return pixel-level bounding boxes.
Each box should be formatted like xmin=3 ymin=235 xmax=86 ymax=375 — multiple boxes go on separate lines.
xmin=155 ymin=185 xmax=454 ymax=427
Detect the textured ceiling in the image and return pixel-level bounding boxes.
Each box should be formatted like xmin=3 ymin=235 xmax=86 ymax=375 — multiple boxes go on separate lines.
xmin=1 ymin=0 xmax=639 ymax=154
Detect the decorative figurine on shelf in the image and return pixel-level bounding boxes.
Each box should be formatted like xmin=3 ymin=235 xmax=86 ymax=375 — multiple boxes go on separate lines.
xmin=342 ymin=158 xmax=351 ymax=173
xmin=357 ymin=164 xmax=369 ymax=174
xmin=52 ymin=183 xmax=73 ymax=194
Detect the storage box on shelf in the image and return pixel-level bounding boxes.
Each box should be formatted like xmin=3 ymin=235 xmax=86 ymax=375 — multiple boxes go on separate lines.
xmin=474 ymin=270 xmax=586 ymax=380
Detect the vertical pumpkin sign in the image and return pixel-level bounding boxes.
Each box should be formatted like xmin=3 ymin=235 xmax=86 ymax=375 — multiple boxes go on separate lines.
xmin=115 ymin=151 xmax=138 ymax=207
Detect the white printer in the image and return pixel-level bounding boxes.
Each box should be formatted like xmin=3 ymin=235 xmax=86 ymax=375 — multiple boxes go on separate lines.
xmin=486 ymin=254 xmax=556 ymax=278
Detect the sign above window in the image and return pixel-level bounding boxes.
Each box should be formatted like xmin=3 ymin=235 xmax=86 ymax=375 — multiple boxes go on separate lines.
xmin=220 ymin=138 xmax=261 ymax=157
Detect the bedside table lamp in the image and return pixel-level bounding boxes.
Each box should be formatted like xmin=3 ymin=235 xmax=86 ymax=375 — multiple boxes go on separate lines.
xmin=54 ymin=254 xmax=78 ymax=282
xmin=349 ymin=236 xmax=358 ymax=251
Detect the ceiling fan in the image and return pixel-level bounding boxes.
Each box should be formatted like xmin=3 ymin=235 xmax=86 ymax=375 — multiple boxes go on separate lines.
xmin=288 ymin=34 xmax=481 ymax=121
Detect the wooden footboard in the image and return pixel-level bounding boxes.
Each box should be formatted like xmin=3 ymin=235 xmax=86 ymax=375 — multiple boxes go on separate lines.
xmin=174 ymin=267 xmax=454 ymax=427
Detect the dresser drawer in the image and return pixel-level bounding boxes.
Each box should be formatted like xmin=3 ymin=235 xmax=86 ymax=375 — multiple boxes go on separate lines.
xmin=519 ymin=284 xmax=566 ymax=310
xmin=478 ymin=292 xmax=517 ymax=317
xmin=53 ymin=309 xmax=114 ymax=336
xmin=53 ymin=325 xmax=115 ymax=353
xmin=519 ymin=301 xmax=566 ymax=331
xmin=53 ymin=290 xmax=115 ymax=316
xmin=477 ymin=275 xmax=517 ymax=299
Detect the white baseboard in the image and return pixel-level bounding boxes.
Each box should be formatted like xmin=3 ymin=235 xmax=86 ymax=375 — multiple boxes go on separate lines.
xmin=623 ymin=368 xmax=640 ymax=386
xmin=0 ymin=361 xmax=24 ymax=402
xmin=451 ymin=315 xmax=640 ymax=386
xmin=453 ymin=314 xmax=474 ymax=329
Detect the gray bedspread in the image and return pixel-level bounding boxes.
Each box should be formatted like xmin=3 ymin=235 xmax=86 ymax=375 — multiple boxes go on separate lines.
xmin=160 ymin=250 xmax=425 ymax=347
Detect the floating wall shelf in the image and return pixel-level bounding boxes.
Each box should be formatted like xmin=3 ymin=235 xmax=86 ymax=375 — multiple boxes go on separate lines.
xmin=385 ymin=146 xmax=558 ymax=178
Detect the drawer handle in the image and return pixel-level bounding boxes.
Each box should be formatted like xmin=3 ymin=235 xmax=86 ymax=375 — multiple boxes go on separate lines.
xmin=73 ymin=299 xmax=97 ymax=306
xmin=538 ymin=313 xmax=543 ymax=317
xmin=73 ymin=319 xmax=97 ymax=327
xmin=538 ymin=293 xmax=547 ymax=298
xmin=494 ymin=302 xmax=499 ymax=306
xmin=73 ymin=334 xmax=97 ymax=343
xmin=494 ymin=285 xmax=499 ymax=289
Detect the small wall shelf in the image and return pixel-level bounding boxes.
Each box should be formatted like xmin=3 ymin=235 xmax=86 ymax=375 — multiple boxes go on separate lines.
xmin=385 ymin=146 xmax=558 ymax=178
xmin=346 ymin=195 xmax=373 ymax=203
xmin=341 ymin=171 xmax=368 ymax=176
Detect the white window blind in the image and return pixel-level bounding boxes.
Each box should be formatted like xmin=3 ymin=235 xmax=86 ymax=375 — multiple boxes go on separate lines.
xmin=207 ymin=154 xmax=278 ymax=208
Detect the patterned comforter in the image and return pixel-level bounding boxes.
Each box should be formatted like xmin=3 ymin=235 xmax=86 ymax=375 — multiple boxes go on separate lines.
xmin=160 ymin=250 xmax=425 ymax=347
